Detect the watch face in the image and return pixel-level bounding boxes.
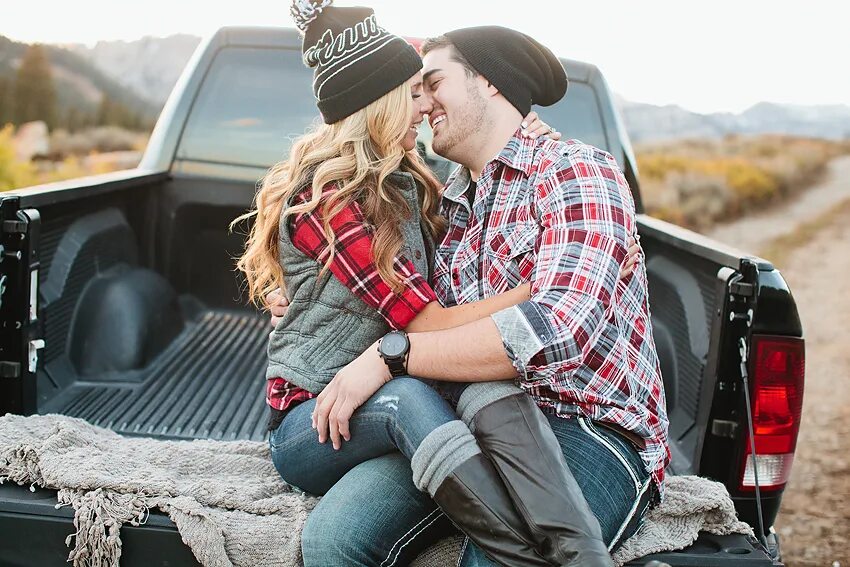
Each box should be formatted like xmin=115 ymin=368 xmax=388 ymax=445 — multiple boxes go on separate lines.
xmin=381 ymin=332 xmax=408 ymax=358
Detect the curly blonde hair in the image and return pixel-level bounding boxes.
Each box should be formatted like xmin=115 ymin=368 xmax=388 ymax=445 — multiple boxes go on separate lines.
xmin=231 ymin=80 xmax=445 ymax=309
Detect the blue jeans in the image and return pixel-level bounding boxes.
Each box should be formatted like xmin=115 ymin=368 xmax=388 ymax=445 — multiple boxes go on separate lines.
xmin=269 ymin=376 xmax=459 ymax=496
xmin=458 ymin=413 xmax=653 ymax=566
xmin=272 ymin=379 xmax=652 ymax=566
xmin=269 ymin=377 xmax=460 ymax=566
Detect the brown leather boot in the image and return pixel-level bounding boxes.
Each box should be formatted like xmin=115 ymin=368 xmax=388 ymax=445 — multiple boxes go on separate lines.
xmin=464 ymin=391 xmax=613 ymax=566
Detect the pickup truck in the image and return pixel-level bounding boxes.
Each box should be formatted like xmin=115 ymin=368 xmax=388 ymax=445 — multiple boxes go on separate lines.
xmin=0 ymin=26 xmax=803 ymax=566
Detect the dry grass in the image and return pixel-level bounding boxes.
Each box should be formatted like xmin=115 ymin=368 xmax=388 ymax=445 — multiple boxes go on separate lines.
xmin=637 ymin=135 xmax=850 ymax=230
xmin=0 ymin=124 xmax=145 ymax=191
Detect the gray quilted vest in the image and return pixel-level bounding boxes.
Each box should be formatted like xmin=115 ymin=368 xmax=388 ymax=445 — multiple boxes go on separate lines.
xmin=266 ymin=170 xmax=435 ymax=393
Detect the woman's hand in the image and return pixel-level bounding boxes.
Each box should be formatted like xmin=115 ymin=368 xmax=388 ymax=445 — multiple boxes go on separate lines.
xmin=266 ymin=288 xmax=289 ymax=327
xmin=620 ymin=234 xmax=642 ymax=279
xmin=311 ymin=340 xmax=391 ymax=450
xmin=521 ymin=111 xmax=561 ymax=140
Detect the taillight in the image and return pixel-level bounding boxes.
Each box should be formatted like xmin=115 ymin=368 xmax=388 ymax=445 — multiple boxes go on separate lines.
xmin=739 ymin=335 xmax=805 ymax=491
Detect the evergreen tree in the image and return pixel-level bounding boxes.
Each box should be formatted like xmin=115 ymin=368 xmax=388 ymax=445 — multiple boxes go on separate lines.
xmin=65 ymin=107 xmax=83 ymax=132
xmin=0 ymin=76 xmax=12 ymax=126
xmin=13 ymin=44 xmax=58 ymax=129
xmin=97 ymin=94 xmax=122 ymax=126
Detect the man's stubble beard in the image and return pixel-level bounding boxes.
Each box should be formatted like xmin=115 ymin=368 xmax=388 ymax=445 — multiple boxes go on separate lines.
xmin=432 ymin=81 xmax=489 ymax=163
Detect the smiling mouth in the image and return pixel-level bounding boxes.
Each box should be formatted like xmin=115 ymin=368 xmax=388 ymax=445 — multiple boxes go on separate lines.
xmin=431 ymin=115 xmax=446 ymax=130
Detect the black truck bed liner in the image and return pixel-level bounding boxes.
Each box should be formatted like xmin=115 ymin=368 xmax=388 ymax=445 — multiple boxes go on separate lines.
xmin=40 ymin=309 xmax=270 ymax=442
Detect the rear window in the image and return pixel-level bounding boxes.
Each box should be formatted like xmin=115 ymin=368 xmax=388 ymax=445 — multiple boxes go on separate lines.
xmin=177 ymin=48 xmax=609 ymax=178
xmin=177 ymin=47 xmax=320 ymax=168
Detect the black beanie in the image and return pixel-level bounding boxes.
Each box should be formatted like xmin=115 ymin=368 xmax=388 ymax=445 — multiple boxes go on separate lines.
xmin=290 ymin=0 xmax=423 ymax=124
xmin=443 ymin=26 xmax=568 ymax=117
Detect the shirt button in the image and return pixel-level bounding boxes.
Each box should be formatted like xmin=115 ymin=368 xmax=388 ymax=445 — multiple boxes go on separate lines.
xmin=415 ymin=250 xmax=422 ymax=260
xmin=452 ymin=272 xmax=460 ymax=282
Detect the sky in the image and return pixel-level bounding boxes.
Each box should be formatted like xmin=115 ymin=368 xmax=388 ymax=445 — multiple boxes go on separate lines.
xmin=2 ymin=0 xmax=848 ymax=114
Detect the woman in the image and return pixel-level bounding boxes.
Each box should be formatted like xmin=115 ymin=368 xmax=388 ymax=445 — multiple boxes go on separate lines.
xmin=234 ymin=2 xmax=636 ymax=565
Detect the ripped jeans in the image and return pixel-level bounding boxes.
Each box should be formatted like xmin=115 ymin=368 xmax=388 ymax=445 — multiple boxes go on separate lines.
xmin=269 ymin=376 xmax=461 ymax=566
xmin=269 ymin=376 xmax=460 ymax=497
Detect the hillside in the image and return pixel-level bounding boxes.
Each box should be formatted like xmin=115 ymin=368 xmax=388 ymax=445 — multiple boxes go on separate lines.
xmin=620 ymin=99 xmax=850 ymax=142
xmin=0 ymin=34 xmax=159 ymax=124
xmin=65 ymin=34 xmax=200 ymax=106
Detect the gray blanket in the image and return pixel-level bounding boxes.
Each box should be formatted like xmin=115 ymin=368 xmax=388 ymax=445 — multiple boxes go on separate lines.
xmin=0 ymin=414 xmax=752 ymax=566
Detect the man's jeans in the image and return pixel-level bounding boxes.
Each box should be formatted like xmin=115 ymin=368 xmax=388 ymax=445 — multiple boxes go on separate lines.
xmin=458 ymin=414 xmax=653 ymax=566
xmin=271 ymin=379 xmax=652 ymax=566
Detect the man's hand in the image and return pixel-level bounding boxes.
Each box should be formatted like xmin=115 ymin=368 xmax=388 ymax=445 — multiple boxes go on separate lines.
xmin=266 ymin=288 xmax=289 ymax=327
xmin=311 ymin=340 xmax=391 ymax=450
xmin=620 ymin=234 xmax=642 ymax=280
xmin=521 ymin=111 xmax=561 ymax=141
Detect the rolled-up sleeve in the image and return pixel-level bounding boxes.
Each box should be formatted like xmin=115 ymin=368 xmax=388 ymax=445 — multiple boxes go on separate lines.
xmin=491 ymin=150 xmax=631 ymax=380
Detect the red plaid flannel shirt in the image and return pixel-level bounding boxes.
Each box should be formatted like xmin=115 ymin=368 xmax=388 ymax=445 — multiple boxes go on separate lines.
xmin=267 ymin=185 xmax=436 ymax=412
xmin=433 ymin=130 xmax=670 ymax=493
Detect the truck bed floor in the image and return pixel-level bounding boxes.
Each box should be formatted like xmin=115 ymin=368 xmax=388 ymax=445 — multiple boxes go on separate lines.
xmin=40 ymin=310 xmax=270 ymax=441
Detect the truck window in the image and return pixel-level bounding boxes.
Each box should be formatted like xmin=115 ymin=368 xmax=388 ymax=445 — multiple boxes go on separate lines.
xmin=177 ymin=47 xmax=320 ymax=168
xmin=177 ymin=48 xmax=609 ymax=180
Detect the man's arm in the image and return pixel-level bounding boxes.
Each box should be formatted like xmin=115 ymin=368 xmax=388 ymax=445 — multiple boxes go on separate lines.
xmin=410 ymin=146 xmax=634 ymax=383
xmin=406 ymin=316 xmax=517 ymax=381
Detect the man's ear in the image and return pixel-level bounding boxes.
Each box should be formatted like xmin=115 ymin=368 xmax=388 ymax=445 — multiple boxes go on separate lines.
xmin=479 ymin=76 xmax=499 ymax=98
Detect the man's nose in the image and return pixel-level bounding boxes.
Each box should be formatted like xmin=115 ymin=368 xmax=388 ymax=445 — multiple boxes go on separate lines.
xmin=419 ymin=91 xmax=434 ymax=115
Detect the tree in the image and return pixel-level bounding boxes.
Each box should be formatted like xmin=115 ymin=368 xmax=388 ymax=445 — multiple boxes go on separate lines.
xmin=64 ymin=106 xmax=83 ymax=132
xmin=13 ymin=44 xmax=58 ymax=129
xmin=0 ymin=76 xmax=12 ymax=126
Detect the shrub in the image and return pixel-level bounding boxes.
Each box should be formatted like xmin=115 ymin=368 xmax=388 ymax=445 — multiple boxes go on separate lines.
xmin=636 ymin=135 xmax=850 ymax=230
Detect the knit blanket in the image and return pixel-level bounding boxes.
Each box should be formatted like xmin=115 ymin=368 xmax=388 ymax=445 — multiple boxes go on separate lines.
xmin=0 ymin=414 xmax=752 ymax=566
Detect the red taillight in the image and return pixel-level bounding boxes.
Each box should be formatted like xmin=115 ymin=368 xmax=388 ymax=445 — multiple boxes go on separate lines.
xmin=739 ymin=335 xmax=805 ymax=491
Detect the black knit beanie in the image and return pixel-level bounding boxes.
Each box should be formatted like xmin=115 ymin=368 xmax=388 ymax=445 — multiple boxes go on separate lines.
xmin=443 ymin=26 xmax=568 ymax=117
xmin=290 ymin=0 xmax=423 ymax=124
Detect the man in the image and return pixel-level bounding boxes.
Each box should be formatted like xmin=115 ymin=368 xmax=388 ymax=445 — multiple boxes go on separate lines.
xmin=272 ymin=26 xmax=667 ymax=567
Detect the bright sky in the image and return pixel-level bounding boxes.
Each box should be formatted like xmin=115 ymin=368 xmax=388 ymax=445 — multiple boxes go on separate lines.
xmin=3 ymin=0 xmax=848 ymax=114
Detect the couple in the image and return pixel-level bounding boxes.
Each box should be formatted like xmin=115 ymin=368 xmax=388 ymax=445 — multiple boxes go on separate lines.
xmin=234 ymin=1 xmax=670 ymax=566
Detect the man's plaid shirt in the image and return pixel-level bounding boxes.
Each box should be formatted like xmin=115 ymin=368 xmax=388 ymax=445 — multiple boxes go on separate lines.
xmin=433 ymin=130 xmax=670 ymax=492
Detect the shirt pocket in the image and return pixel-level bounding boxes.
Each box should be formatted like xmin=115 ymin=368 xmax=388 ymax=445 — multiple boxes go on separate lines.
xmin=485 ymin=222 xmax=538 ymax=292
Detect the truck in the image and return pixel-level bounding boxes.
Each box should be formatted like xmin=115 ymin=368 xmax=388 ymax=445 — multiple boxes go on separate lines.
xmin=0 ymin=26 xmax=803 ymax=566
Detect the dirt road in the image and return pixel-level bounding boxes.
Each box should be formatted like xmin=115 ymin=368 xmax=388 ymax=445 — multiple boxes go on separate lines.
xmin=705 ymin=158 xmax=850 ymax=566
xmin=708 ymin=155 xmax=850 ymax=254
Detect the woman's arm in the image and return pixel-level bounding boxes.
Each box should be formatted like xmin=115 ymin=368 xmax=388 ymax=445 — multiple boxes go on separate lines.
xmin=405 ymin=283 xmax=531 ymax=333
xmin=267 ymin=235 xmax=642 ymax=328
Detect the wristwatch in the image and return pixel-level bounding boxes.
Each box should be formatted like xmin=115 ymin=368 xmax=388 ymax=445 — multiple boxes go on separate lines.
xmin=377 ymin=330 xmax=410 ymax=378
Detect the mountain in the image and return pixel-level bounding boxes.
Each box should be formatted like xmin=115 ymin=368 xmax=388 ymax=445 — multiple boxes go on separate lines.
xmin=0 ymin=34 xmax=159 ymax=123
xmin=618 ymin=99 xmax=850 ymax=143
xmin=65 ymin=35 xmax=201 ymax=106
xmin=18 ymin=33 xmax=850 ymax=143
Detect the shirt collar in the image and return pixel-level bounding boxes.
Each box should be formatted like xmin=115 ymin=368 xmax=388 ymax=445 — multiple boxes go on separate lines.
xmin=492 ymin=127 xmax=537 ymax=177
xmin=441 ymin=128 xmax=536 ymax=204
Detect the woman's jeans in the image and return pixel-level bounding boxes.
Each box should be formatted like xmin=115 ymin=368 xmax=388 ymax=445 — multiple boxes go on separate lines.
xmin=270 ymin=378 xmax=652 ymax=566
xmin=269 ymin=376 xmax=460 ymax=496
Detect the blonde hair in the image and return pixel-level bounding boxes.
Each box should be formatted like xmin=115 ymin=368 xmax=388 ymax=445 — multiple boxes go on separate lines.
xmin=232 ymin=80 xmax=445 ymax=309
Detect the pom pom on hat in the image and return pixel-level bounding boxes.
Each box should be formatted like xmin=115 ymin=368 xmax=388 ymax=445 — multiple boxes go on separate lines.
xmin=290 ymin=0 xmax=334 ymax=33
xmin=289 ymin=0 xmax=422 ymax=124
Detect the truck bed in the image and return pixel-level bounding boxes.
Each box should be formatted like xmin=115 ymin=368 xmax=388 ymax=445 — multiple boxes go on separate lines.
xmin=40 ymin=308 xmax=269 ymax=442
